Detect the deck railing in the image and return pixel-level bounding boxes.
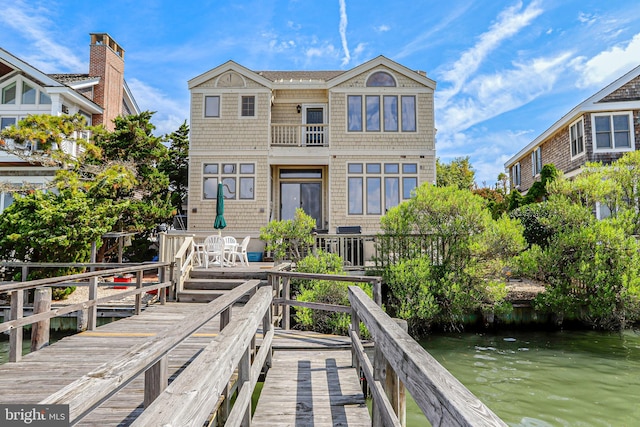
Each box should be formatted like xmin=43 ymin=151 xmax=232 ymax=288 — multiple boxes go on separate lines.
xmin=0 ymin=262 xmax=171 ymax=362
xmin=41 ymin=279 xmax=266 ymax=426
xmin=271 ymin=123 xmax=329 ymax=147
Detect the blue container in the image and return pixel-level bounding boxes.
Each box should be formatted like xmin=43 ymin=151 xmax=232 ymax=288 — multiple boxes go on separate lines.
xmin=247 ymin=252 xmax=263 ymax=262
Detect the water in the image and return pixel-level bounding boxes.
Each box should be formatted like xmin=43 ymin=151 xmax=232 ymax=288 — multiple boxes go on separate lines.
xmin=407 ymin=330 xmax=640 ymax=426
xmin=1 ymin=331 xmax=72 ymax=364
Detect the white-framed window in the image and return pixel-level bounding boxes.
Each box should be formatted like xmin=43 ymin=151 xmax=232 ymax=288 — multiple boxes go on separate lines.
xmin=1 ymin=78 xmax=51 ymax=106
xmin=347 ymin=162 xmax=418 ymax=215
xmin=348 ymin=94 xmax=416 ymax=133
xmin=21 ymin=82 xmax=36 ymax=104
xmin=511 ymin=163 xmax=521 ymax=187
xmin=240 ymin=95 xmax=255 ymax=117
xmin=203 ymin=162 xmax=255 ymax=200
xmin=2 ymin=82 xmax=16 ymax=104
xmin=592 ymin=112 xmax=634 ymax=152
xmin=570 ymin=118 xmax=584 ymax=158
xmin=1 ymin=117 xmax=17 ymax=129
xmin=204 ymin=96 xmax=220 ymax=118
xmin=531 ymin=147 xmax=542 ymax=176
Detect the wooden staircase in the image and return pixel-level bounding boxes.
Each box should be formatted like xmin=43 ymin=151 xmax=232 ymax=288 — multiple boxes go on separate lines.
xmin=178 ymin=267 xmax=270 ymax=303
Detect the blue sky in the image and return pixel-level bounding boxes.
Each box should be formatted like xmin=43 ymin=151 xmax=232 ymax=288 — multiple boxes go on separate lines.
xmin=2 ymin=0 xmax=640 ymax=186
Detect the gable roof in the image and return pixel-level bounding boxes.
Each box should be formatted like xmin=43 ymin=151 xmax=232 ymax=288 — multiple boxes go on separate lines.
xmin=188 ymin=55 xmax=436 ymax=91
xmin=505 ymin=63 xmax=640 ymax=168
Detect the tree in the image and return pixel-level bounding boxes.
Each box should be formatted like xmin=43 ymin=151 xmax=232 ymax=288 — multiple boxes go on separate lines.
xmin=0 ymin=112 xmax=178 ymax=265
xmin=436 ymin=156 xmax=475 ymax=190
xmin=159 ymin=121 xmax=189 ymax=215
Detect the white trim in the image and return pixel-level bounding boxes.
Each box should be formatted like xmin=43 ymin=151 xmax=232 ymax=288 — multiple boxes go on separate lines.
xmin=203 ymin=95 xmax=220 ymax=118
xmin=591 ymin=111 xmax=635 ymax=153
xmin=569 ymin=117 xmax=586 ymax=160
xmin=238 ymin=94 xmax=257 ymax=119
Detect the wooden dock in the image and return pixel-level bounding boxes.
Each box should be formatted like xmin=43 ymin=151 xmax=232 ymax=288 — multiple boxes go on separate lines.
xmin=1 ymin=254 xmax=507 ymax=426
xmin=0 ymin=301 xmax=370 ymax=426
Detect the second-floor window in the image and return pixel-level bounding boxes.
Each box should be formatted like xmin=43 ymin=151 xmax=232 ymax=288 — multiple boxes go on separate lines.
xmin=348 ymin=95 xmax=416 ymax=133
xmin=204 ymin=96 xmax=220 ymax=118
xmin=511 ymin=163 xmax=521 ymax=187
xmin=241 ymin=96 xmax=255 ymax=117
xmin=203 ymin=163 xmax=255 ymax=200
xmin=593 ymin=112 xmax=633 ymax=151
xmin=570 ymin=118 xmax=584 ymax=158
xmin=531 ymin=147 xmax=542 ymax=176
xmin=2 ymin=82 xmax=16 ymax=104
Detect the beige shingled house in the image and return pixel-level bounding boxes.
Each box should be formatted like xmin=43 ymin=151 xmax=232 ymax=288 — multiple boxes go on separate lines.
xmin=186 ymin=56 xmax=436 ymax=247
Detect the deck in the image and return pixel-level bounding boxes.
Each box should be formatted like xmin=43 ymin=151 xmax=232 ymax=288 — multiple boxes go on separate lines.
xmin=0 ymin=301 xmax=370 ymax=426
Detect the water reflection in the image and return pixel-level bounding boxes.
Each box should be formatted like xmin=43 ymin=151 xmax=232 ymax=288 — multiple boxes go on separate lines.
xmin=411 ymin=330 xmax=640 ymax=426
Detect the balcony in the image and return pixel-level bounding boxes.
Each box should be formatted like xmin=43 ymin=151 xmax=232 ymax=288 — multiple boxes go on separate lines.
xmin=271 ymin=124 xmax=328 ymax=147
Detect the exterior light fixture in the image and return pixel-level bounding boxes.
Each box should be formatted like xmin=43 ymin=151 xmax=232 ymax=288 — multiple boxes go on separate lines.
xmin=296 ymin=104 xmax=301 ymax=113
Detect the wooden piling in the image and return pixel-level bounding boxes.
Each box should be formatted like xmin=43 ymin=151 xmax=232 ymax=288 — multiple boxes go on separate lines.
xmin=31 ymin=287 xmax=52 ymax=352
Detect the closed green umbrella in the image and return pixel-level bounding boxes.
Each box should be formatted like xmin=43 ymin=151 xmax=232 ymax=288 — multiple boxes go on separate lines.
xmin=213 ymin=182 xmax=227 ymax=233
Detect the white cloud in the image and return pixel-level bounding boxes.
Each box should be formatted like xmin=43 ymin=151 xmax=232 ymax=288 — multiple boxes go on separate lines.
xmin=127 ymin=78 xmax=188 ymax=136
xmin=438 ymin=52 xmax=572 ymax=135
xmin=575 ymin=33 xmax=640 ymax=88
xmin=437 ymin=0 xmax=544 ymax=107
xmin=0 ymin=4 xmax=85 ymax=72
xmin=578 ymin=12 xmax=597 ymax=25
xmin=339 ymin=0 xmax=350 ymax=66
xmin=375 ymin=24 xmax=390 ymax=33
xmin=395 ymin=4 xmax=473 ymax=59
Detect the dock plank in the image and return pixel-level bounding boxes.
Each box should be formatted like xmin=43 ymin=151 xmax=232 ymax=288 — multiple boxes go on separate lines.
xmin=252 ymin=349 xmax=371 ymax=427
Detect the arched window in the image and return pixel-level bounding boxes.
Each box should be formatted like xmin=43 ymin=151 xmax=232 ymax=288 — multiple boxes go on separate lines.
xmin=366 ymin=71 xmax=396 ymax=87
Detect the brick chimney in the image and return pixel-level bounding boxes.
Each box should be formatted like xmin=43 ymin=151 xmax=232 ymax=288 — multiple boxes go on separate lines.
xmin=89 ymin=33 xmax=125 ymax=131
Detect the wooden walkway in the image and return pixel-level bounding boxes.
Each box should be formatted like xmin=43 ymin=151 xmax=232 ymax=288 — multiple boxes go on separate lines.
xmin=0 ymin=302 xmax=370 ymax=426
xmin=253 ymin=349 xmax=370 ymax=426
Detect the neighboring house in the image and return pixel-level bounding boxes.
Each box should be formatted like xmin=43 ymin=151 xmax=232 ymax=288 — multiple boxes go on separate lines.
xmin=505 ymin=64 xmax=640 ymax=196
xmin=0 ymin=33 xmax=140 ymax=212
xmin=187 ymin=56 xmax=436 ymax=241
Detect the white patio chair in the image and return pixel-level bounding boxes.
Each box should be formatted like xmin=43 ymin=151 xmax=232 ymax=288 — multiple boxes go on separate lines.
xmin=229 ymin=236 xmax=250 ymax=266
xmin=203 ymin=235 xmax=225 ymax=268
xmin=222 ymin=236 xmax=238 ymax=265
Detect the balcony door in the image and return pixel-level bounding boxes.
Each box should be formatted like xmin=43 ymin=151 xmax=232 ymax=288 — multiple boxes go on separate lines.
xmin=302 ymin=104 xmax=326 ymax=146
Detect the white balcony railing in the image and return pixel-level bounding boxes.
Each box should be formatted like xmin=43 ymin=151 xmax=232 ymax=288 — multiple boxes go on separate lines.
xmin=271 ymin=124 xmax=328 ymax=147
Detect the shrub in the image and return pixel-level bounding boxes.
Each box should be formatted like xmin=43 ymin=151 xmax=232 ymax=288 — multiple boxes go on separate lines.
xmin=380 ymin=183 xmax=515 ymax=334
xmin=259 ymin=208 xmax=315 ymax=262
xmin=293 ymin=251 xmax=371 ymax=336
xmin=513 ymin=200 xmax=640 ymax=330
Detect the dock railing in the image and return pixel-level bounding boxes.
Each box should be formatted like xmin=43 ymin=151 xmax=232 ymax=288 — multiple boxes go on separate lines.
xmin=348 ymin=286 xmax=507 ymax=427
xmin=41 ymin=279 xmax=266 ymax=426
xmin=268 ymin=270 xmax=382 ymax=330
xmin=0 ymin=262 xmax=171 ymax=362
